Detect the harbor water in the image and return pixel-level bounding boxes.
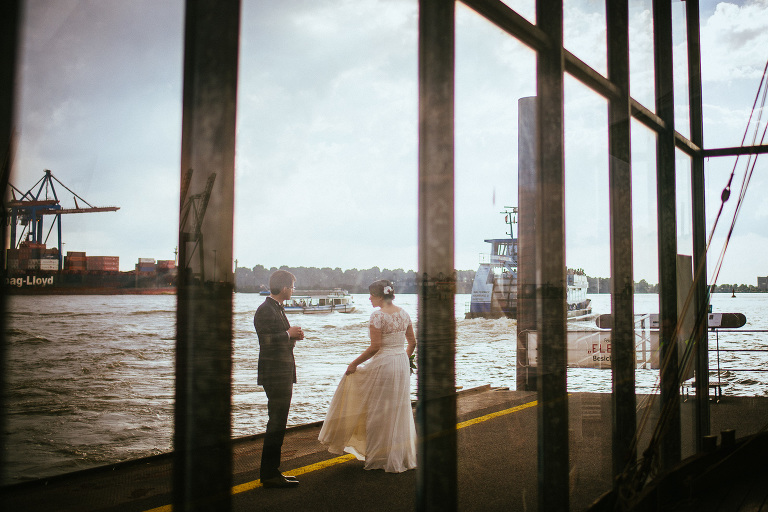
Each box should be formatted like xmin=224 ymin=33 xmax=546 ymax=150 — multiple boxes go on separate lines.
xmin=4 ymin=292 xmax=768 ymax=484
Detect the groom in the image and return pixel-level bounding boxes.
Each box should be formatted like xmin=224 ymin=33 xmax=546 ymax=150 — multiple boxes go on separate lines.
xmin=255 ymin=270 xmax=304 ymax=488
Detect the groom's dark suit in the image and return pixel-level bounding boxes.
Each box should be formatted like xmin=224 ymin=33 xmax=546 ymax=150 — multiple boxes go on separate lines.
xmin=255 ymin=296 xmax=297 ymax=480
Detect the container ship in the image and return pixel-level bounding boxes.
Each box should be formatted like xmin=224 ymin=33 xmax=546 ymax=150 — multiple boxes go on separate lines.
xmin=3 ymin=241 xmax=177 ymax=295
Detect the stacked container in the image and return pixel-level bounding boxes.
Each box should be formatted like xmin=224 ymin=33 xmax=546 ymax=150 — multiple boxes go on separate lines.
xmin=27 ymin=258 xmax=59 ymax=270
xmin=18 ymin=242 xmax=44 ymax=261
xmin=137 ymin=258 xmax=156 ymax=273
xmin=65 ymin=251 xmax=87 ymax=271
xmin=157 ymin=260 xmax=176 ymax=271
xmin=87 ymin=256 xmax=119 ymax=272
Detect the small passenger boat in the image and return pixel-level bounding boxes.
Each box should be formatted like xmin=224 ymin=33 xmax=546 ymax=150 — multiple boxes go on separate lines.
xmin=284 ymin=288 xmax=356 ymax=314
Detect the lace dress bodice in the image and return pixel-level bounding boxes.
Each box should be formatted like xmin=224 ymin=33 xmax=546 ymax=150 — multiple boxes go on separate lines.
xmin=370 ymin=309 xmax=411 ymax=356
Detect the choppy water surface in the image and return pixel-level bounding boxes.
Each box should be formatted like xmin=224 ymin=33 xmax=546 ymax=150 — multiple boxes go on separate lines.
xmin=4 ymin=292 xmax=768 ymax=483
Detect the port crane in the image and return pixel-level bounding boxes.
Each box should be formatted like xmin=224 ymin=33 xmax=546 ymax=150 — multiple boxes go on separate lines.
xmin=6 ymin=169 xmax=119 ymax=270
xmin=179 ymin=169 xmax=216 ymax=282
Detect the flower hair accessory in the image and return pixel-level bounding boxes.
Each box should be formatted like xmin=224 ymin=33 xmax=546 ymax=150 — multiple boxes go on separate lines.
xmin=383 ymin=285 xmax=394 ymax=295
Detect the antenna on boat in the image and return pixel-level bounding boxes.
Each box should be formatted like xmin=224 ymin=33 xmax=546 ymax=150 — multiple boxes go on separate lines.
xmin=501 ymin=206 xmax=518 ymax=238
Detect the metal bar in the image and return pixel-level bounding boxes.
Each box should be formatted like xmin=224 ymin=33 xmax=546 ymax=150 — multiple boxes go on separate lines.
xmin=674 ymin=132 xmax=702 ymax=157
xmin=460 ymin=0 xmax=708 ymax=165
xmin=57 ymin=215 xmax=62 ymax=270
xmin=459 ymin=0 xmax=548 ymax=52
xmin=517 ymin=96 xmax=537 ymax=392
xmin=175 ymin=1 xmax=240 ymax=510
xmin=703 ymin=145 xmax=768 ymax=158
xmin=535 ymin=1 xmax=569 ymax=510
xmin=417 ymin=1 xmax=457 ymax=510
xmin=564 ymin=50 xmax=621 ymax=99
xmin=606 ymin=0 xmax=636 ymax=481
xmin=653 ymin=0 xmax=681 ymax=471
xmin=0 ymin=2 xmax=21 ymax=503
xmin=686 ymin=0 xmax=710 ymax=451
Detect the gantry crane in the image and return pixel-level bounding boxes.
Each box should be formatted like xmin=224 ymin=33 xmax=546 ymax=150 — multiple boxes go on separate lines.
xmin=6 ymin=169 xmax=119 ymax=270
xmin=179 ymin=168 xmax=216 ymax=282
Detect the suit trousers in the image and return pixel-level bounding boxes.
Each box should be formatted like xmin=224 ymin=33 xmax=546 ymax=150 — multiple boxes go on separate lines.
xmin=260 ymin=381 xmax=293 ymax=479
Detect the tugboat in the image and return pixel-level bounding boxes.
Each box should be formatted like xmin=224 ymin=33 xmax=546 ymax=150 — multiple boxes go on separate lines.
xmin=465 ymin=207 xmax=591 ymax=319
xmin=465 ymin=208 xmax=519 ymax=319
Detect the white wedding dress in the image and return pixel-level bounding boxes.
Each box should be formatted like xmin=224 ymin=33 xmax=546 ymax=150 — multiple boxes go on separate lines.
xmin=318 ymin=308 xmax=417 ymax=473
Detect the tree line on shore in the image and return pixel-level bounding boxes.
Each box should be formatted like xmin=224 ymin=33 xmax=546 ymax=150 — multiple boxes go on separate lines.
xmin=235 ymin=265 xmax=477 ymax=294
xmin=235 ymin=265 xmax=766 ymax=294
xmin=590 ymin=277 xmax=766 ymax=294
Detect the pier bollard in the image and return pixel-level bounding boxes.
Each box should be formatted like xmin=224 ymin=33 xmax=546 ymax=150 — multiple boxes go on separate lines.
xmin=701 ymin=435 xmax=718 ymax=452
xmin=720 ymin=429 xmax=736 ymax=450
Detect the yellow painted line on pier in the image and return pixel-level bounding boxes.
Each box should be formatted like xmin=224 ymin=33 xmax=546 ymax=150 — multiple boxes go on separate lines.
xmin=456 ymin=399 xmax=538 ymax=430
xmin=144 ymin=399 xmax=538 ymax=512
xmin=144 ymin=454 xmax=358 ymax=512
xmin=230 ymin=453 xmax=358 ymax=494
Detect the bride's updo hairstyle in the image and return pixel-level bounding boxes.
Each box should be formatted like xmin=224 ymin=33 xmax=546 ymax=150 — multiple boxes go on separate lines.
xmin=369 ymin=279 xmax=395 ymax=301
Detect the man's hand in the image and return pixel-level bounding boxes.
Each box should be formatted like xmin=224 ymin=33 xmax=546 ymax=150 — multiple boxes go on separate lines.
xmin=288 ymin=325 xmax=304 ymax=340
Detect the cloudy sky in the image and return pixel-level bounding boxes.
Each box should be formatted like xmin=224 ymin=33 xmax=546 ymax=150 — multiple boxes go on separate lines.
xmin=8 ymin=0 xmax=768 ymax=285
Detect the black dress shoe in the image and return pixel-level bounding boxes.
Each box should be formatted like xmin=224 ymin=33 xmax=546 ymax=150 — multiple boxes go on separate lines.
xmin=283 ymin=474 xmax=298 ymax=482
xmin=261 ymin=474 xmax=299 ymax=488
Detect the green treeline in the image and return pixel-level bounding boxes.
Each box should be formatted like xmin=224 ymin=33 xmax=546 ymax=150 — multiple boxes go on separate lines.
xmin=235 ymin=265 xmax=477 ymax=294
xmin=588 ymin=277 xmax=767 ymax=294
xmin=236 ymin=266 xmax=766 ymax=294
xmin=588 ymin=277 xmax=661 ymax=294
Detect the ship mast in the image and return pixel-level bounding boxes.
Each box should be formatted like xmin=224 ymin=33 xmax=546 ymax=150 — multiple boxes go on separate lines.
xmin=501 ymin=206 xmax=518 ymax=239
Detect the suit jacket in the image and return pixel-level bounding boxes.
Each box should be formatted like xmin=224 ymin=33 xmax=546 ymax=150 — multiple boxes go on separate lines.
xmin=255 ymin=297 xmax=297 ymax=386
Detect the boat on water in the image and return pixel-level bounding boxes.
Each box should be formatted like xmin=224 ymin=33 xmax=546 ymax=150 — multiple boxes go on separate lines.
xmin=284 ymin=289 xmax=356 ymax=314
xmin=465 ymin=208 xmax=591 ymax=319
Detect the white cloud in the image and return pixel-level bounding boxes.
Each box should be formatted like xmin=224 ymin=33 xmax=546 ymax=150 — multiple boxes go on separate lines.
xmin=702 ymin=1 xmax=768 ymax=82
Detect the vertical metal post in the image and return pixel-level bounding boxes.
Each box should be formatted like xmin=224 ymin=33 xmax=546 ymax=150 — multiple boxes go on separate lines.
xmin=606 ymin=0 xmax=637 ymax=480
xmin=518 ymin=96 xmax=537 ymax=392
xmin=535 ymin=1 xmax=569 ymax=510
xmin=417 ymin=0 xmax=457 ymax=510
xmin=175 ymin=1 xmax=240 ymax=511
xmin=652 ymin=0 xmax=681 ymax=470
xmin=686 ymin=0 xmax=710 ymax=451
xmin=0 ymin=3 xmax=21 ymax=505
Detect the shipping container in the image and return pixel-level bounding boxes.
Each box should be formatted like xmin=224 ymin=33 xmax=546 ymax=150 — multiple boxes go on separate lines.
xmin=65 ymin=258 xmax=87 ymax=270
xmin=88 ymin=256 xmax=120 ymax=271
xmin=26 ymin=259 xmax=59 ymax=270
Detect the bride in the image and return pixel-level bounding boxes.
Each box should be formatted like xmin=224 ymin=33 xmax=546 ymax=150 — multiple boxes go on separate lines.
xmin=318 ymin=280 xmax=417 ymax=473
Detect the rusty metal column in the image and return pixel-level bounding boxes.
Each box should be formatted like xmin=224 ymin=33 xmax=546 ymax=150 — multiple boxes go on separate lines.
xmin=0 ymin=2 xmax=21 ymax=502
xmin=606 ymin=0 xmax=637 ymax=480
xmin=686 ymin=0 xmax=710 ymax=451
xmin=175 ymin=1 xmax=240 ymax=511
xmin=652 ymin=0 xmax=681 ymax=470
xmin=417 ymin=0 xmax=457 ymax=510
xmin=535 ymin=1 xmax=569 ymax=510
xmin=518 ymin=96 xmax=537 ymax=392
